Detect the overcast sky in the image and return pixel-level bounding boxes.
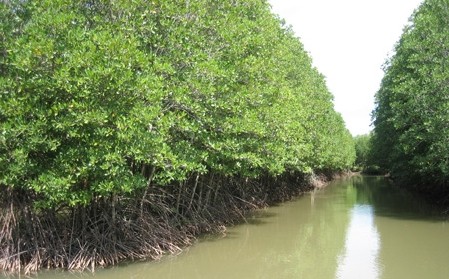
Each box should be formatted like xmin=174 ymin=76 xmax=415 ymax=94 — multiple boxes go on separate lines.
xmin=268 ymin=0 xmax=424 ymax=136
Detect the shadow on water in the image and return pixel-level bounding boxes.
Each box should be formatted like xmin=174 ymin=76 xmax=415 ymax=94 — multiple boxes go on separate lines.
xmin=350 ymin=175 xmax=447 ymax=222
xmin=198 ymin=210 xmax=279 ymax=243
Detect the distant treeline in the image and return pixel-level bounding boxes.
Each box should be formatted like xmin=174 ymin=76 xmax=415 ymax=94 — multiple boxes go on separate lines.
xmin=0 ymin=0 xmax=354 ymax=272
xmin=371 ymin=0 xmax=449 ymax=201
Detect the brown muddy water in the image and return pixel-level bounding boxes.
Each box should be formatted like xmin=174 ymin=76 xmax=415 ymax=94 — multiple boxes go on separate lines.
xmin=4 ymin=175 xmax=449 ymax=279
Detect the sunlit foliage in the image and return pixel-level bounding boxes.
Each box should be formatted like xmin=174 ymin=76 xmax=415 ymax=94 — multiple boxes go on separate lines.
xmin=0 ymin=0 xmax=355 ymax=208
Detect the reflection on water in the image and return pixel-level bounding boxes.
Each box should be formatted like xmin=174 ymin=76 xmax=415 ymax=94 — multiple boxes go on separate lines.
xmin=4 ymin=175 xmax=449 ymax=279
xmin=336 ymin=205 xmax=381 ymax=279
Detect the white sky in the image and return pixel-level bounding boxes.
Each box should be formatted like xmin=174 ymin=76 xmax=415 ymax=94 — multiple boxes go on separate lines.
xmin=268 ymin=0 xmax=424 ymax=136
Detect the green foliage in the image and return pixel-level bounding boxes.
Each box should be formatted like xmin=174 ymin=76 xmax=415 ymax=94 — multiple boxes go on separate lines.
xmin=372 ymin=0 xmax=449 ymax=190
xmin=0 ymin=0 xmax=355 ymax=208
xmin=353 ymin=134 xmax=371 ymax=168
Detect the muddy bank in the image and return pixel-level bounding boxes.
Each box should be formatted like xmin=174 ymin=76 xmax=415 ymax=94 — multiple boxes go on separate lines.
xmin=0 ymin=171 xmax=346 ymax=275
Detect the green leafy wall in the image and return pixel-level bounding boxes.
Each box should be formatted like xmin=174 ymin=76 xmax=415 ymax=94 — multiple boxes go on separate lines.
xmin=0 ymin=0 xmax=355 ymax=208
xmin=372 ymin=0 xmax=449 ymax=195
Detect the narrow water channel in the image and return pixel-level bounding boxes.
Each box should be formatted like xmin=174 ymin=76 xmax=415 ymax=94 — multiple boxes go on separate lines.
xmin=7 ymin=175 xmax=449 ymax=279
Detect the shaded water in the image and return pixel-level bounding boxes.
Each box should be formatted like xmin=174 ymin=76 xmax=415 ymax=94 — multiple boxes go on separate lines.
xmin=6 ymin=176 xmax=449 ymax=279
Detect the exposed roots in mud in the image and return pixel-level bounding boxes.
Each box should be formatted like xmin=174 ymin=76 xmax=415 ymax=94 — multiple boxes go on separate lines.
xmin=0 ymin=172 xmax=331 ymax=274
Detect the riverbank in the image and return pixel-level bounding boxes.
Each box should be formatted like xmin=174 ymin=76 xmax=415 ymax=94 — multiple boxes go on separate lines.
xmin=9 ymin=175 xmax=449 ymax=279
xmin=0 ymin=171 xmax=347 ymax=275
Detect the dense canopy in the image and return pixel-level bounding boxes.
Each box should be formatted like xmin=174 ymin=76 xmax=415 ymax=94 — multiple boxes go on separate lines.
xmin=371 ymin=0 xmax=449 ymax=199
xmin=1 ymin=0 xmax=354 ymax=208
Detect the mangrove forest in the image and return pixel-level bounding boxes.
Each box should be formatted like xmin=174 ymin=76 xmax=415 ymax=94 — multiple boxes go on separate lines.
xmin=0 ymin=0 xmax=355 ymax=273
